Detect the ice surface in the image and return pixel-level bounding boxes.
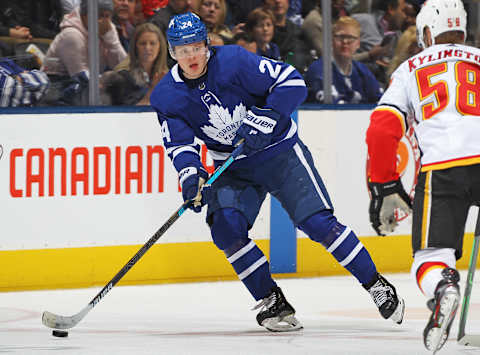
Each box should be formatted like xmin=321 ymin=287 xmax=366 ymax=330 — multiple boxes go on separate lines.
xmin=1 ymin=272 xmax=479 ymax=354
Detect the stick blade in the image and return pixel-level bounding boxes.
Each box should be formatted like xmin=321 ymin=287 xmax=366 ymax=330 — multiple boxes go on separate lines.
xmin=42 ymin=306 xmax=90 ymax=330
xmin=458 ymin=335 xmax=480 ymax=347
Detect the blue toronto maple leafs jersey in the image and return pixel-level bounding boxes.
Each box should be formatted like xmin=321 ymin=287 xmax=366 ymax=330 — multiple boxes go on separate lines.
xmin=150 ymin=45 xmax=307 ymax=173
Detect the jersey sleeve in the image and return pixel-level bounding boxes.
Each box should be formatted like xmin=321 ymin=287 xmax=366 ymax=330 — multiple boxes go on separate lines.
xmin=366 ymin=65 xmax=409 ymax=183
xmin=233 ymin=46 xmax=307 ymax=117
xmin=156 ymin=110 xmax=203 ymax=173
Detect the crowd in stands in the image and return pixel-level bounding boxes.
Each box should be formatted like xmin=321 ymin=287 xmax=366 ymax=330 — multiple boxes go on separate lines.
xmin=0 ymin=0 xmax=460 ymax=107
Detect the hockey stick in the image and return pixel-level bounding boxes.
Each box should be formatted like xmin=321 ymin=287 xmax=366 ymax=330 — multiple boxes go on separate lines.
xmin=42 ymin=139 xmax=244 ymax=330
xmin=458 ymin=210 xmax=480 ymax=346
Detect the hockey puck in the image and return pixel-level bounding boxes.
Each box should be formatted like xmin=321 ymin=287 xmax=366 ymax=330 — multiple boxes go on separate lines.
xmin=52 ymin=330 xmax=68 ymax=338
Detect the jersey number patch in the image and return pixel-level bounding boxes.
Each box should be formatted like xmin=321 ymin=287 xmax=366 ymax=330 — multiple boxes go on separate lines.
xmin=416 ymin=61 xmax=480 ymax=120
xmin=259 ymin=59 xmax=281 ymax=79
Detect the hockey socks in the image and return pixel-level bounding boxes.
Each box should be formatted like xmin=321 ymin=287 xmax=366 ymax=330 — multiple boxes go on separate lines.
xmin=299 ymin=212 xmax=377 ymax=284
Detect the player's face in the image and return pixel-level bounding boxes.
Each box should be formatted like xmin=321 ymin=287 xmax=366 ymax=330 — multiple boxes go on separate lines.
xmin=332 ymin=25 xmax=360 ymax=61
xmin=136 ymin=31 xmax=160 ymax=68
xmin=253 ymin=18 xmax=274 ymax=45
xmin=199 ymin=0 xmax=221 ymax=27
xmin=175 ymin=42 xmax=209 ymax=79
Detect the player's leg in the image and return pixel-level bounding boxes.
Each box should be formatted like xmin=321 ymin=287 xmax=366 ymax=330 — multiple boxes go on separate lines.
xmin=261 ymin=140 xmax=404 ymax=323
xmin=411 ymin=168 xmax=470 ymax=352
xmin=206 ymin=169 xmax=301 ymax=332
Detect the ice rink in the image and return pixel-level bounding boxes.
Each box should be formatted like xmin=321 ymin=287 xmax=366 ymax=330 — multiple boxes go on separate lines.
xmin=2 ymin=272 xmax=480 ymax=354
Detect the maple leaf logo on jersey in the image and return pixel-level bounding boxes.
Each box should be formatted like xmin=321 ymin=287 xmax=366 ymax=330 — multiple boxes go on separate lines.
xmin=201 ymin=103 xmax=246 ymax=145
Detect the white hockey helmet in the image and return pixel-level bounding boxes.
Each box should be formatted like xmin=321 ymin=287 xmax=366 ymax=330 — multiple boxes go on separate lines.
xmin=416 ymin=0 xmax=467 ymax=48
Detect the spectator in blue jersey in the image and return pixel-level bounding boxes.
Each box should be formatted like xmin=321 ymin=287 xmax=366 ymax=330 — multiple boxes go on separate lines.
xmin=0 ymin=58 xmax=49 ymax=106
xmin=304 ymin=16 xmax=382 ymax=104
xmin=150 ymin=12 xmax=405 ymax=333
xmin=245 ymin=7 xmax=280 ymax=60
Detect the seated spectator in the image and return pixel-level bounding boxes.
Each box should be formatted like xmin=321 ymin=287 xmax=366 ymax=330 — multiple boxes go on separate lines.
xmin=245 ymin=7 xmax=280 ymax=60
xmin=351 ymin=0 xmax=407 ymax=86
xmin=141 ymin=0 xmax=168 ymax=20
xmin=110 ymin=22 xmax=168 ymax=105
xmin=0 ymin=0 xmax=63 ymax=69
xmin=225 ymin=0 xmax=262 ymax=29
xmin=197 ymin=0 xmax=233 ymax=44
xmin=61 ymin=0 xmax=81 ymax=15
xmin=0 ymin=0 xmax=63 ymax=40
xmin=262 ymin=0 xmax=310 ymax=70
xmin=286 ymin=0 xmax=316 ymax=25
xmin=41 ymin=0 xmax=127 ymax=105
xmin=149 ymin=0 xmax=194 ymax=34
xmin=302 ymin=0 xmax=349 ymax=57
xmin=386 ymin=25 xmax=420 ymax=79
xmin=304 ymin=16 xmax=382 ymax=104
xmin=233 ymin=32 xmax=257 ymax=54
xmin=112 ymin=0 xmax=136 ymax=51
xmin=0 ymin=58 xmax=49 ymax=106
xmin=131 ymin=0 xmax=146 ymax=25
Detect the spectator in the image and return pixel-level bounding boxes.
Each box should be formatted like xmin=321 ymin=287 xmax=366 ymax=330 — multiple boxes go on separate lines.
xmin=402 ymin=0 xmax=420 ymax=31
xmin=131 ymin=0 xmax=146 ymax=25
xmin=245 ymin=7 xmax=280 ymax=60
xmin=61 ymin=0 xmax=81 ymax=15
xmin=149 ymin=0 xmax=194 ymax=34
xmin=225 ymin=0 xmax=262 ymax=29
xmin=302 ymin=0 xmax=349 ymax=57
xmin=141 ymin=0 xmax=168 ymax=19
xmin=286 ymin=0 xmax=316 ymax=25
xmin=0 ymin=0 xmax=63 ymax=40
xmin=112 ymin=0 xmax=136 ymax=51
xmin=386 ymin=25 xmax=420 ymax=79
xmin=352 ymin=0 xmax=407 ymax=87
xmin=263 ymin=0 xmax=310 ymax=70
xmin=352 ymin=0 xmax=407 ymax=63
xmin=233 ymin=32 xmax=257 ymax=54
xmin=0 ymin=58 xmax=49 ymax=106
xmin=197 ymin=0 xmax=233 ymax=44
xmin=304 ymin=16 xmax=382 ymax=104
xmin=41 ymin=0 xmax=127 ymax=105
xmin=110 ymin=22 xmax=168 ymax=105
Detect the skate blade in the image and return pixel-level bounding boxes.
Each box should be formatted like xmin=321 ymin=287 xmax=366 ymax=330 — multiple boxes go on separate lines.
xmin=425 ymin=289 xmax=459 ymax=353
xmin=262 ymin=314 xmax=303 ymax=332
xmin=390 ymin=297 xmax=405 ymax=324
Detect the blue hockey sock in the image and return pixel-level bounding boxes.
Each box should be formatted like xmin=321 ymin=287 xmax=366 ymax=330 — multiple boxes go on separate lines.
xmin=211 ymin=208 xmax=276 ymax=300
xmin=299 ymin=211 xmax=377 ymax=285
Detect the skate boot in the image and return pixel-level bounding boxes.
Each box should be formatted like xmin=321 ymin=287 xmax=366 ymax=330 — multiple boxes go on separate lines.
xmin=253 ymin=286 xmax=303 ymax=332
xmin=423 ymin=267 xmax=460 ymax=353
xmin=364 ymin=273 xmax=405 ymax=324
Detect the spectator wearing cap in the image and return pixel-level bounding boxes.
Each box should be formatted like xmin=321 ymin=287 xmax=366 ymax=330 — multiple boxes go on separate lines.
xmin=41 ymin=0 xmax=127 ymax=105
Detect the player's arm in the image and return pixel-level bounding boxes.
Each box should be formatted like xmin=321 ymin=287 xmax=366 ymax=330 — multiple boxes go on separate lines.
xmin=366 ymin=70 xmax=412 ymax=235
xmin=231 ymin=46 xmax=307 ymax=154
xmin=234 ymin=47 xmax=307 ymax=117
xmin=156 ymin=111 xmax=208 ymax=212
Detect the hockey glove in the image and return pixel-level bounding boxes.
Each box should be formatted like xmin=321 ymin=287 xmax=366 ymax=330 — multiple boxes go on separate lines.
xmin=179 ymin=166 xmax=209 ymax=213
xmin=232 ymin=106 xmax=279 ymax=156
xmin=368 ymin=179 xmax=412 ymax=236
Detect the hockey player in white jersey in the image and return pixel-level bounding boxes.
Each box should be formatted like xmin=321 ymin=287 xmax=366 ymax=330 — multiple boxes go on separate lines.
xmin=151 ymin=12 xmax=405 ymax=332
xmin=366 ymin=0 xmax=480 ymax=352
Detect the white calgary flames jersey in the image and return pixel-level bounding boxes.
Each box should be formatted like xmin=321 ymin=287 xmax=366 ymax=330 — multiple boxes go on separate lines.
xmin=379 ymin=43 xmax=480 ymax=171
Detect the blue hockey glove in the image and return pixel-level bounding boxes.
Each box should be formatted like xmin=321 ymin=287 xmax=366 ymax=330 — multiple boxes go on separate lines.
xmin=368 ymin=179 xmax=412 ymax=236
xmin=179 ymin=166 xmax=209 ymax=213
xmin=233 ymin=106 xmax=280 ymax=156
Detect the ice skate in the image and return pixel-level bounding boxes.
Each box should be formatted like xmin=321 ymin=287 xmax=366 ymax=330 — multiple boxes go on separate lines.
xmin=423 ymin=267 xmax=460 ymax=354
xmin=253 ymin=287 xmax=303 ymax=332
xmin=364 ymin=273 xmax=405 ymax=324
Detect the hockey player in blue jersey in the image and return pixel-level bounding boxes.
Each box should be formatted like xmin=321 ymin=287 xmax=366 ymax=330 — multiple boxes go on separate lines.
xmin=150 ymin=12 xmax=405 ymax=332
